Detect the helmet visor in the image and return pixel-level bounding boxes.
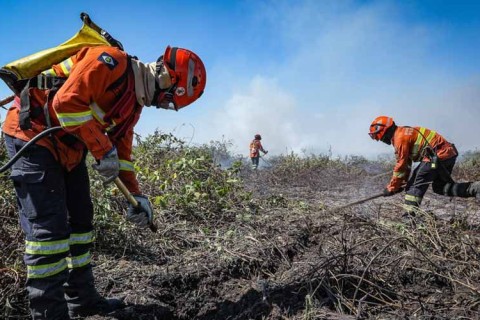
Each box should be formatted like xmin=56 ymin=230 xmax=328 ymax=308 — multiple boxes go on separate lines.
xmin=186 ymin=58 xmax=197 ymax=97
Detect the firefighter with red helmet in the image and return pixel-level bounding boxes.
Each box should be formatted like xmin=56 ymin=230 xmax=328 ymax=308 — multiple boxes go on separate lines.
xmin=2 ymin=45 xmax=206 ymax=319
xmin=369 ymin=116 xmax=480 ymax=217
xmin=250 ymin=134 xmax=268 ymax=169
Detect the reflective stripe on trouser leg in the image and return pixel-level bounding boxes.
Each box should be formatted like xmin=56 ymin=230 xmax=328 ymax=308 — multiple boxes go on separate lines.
xmin=404 ymin=161 xmax=433 ymax=213
xmin=64 ymin=155 xmax=94 ymax=271
xmin=4 ymin=135 xmax=71 ymax=319
xmin=26 ymin=255 xmax=69 ymax=317
xmin=67 ymin=231 xmax=94 ymax=269
xmin=62 ymin=156 xmax=103 ymax=310
xmin=404 ymin=194 xmax=423 ymax=214
xmin=65 ymin=230 xmax=96 ymax=307
xmin=25 ymin=238 xmax=69 ymax=279
xmin=65 ymin=232 xmax=99 ymax=309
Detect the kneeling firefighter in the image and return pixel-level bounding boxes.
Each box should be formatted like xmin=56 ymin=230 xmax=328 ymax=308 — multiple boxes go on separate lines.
xmin=1 ymin=14 xmax=206 ymax=319
xmin=368 ymin=116 xmax=480 ymax=215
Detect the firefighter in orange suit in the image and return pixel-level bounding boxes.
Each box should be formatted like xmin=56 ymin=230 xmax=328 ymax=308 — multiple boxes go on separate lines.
xmin=2 ymin=45 xmax=206 ymax=319
xmin=249 ymin=134 xmax=268 ymax=169
xmin=369 ymin=116 xmax=480 ymax=216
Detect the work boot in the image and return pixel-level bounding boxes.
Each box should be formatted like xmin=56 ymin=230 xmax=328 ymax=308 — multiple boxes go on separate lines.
xmin=68 ymin=295 xmax=125 ymax=318
xmin=401 ymin=211 xmax=416 ymax=225
xmin=65 ymin=264 xmax=125 ymax=318
xmin=443 ymin=182 xmax=478 ymax=198
xmin=466 ymin=181 xmax=480 ymax=199
xmin=28 ymin=271 xmax=70 ymax=320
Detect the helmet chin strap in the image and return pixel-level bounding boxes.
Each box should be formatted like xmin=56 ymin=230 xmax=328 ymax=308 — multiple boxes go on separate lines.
xmin=380 ymin=124 xmax=397 ymax=145
xmin=380 ymin=136 xmax=392 ymax=145
xmin=152 ymin=85 xmax=177 ymax=110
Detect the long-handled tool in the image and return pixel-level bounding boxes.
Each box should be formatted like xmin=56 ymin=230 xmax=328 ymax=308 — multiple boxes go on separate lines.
xmin=114 ymin=177 xmax=158 ymax=233
xmin=259 ymin=155 xmax=273 ymax=167
xmin=327 ymin=192 xmax=384 ymax=213
xmin=0 ymin=95 xmax=15 ymax=109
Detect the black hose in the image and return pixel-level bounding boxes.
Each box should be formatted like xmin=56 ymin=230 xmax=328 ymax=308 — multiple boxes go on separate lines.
xmin=0 ymin=126 xmax=63 ymax=173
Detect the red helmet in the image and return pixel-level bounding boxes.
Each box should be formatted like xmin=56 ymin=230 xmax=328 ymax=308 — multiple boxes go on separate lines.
xmin=156 ymin=46 xmax=206 ymax=110
xmin=254 ymin=134 xmax=262 ymax=140
xmin=369 ymin=116 xmax=394 ymax=141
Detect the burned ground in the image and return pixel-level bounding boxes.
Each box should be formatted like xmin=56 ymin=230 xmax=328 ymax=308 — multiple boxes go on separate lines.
xmin=1 ymin=138 xmax=480 ymax=319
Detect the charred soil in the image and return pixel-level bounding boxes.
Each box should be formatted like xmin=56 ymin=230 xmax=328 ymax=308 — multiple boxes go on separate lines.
xmin=2 ymin=149 xmax=480 ymax=320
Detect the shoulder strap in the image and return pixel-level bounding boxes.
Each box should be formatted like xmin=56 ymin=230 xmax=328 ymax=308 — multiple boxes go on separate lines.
xmin=104 ymin=56 xmax=138 ymax=140
xmin=103 ymin=56 xmax=133 ymax=121
xmin=19 ymin=74 xmax=66 ymax=130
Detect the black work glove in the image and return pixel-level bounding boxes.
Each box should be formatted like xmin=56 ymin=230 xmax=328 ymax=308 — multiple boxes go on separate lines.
xmin=126 ymin=195 xmax=153 ymax=228
xmin=383 ymin=187 xmax=404 ymax=197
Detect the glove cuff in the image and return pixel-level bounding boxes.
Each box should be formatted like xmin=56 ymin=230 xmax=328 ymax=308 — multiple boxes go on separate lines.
xmin=103 ymin=146 xmax=117 ymax=158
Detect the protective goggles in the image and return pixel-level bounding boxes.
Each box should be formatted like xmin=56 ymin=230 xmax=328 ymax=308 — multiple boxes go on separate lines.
xmin=368 ymin=124 xmax=385 ymax=140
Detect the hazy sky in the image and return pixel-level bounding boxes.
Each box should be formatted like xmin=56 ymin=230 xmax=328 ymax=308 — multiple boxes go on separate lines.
xmin=1 ymin=0 xmax=479 ymax=158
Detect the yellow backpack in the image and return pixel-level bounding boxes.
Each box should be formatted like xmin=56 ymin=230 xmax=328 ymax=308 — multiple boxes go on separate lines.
xmin=0 ymin=13 xmax=122 ymax=96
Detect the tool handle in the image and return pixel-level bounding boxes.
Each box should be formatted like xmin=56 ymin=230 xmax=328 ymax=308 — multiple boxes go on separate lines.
xmin=114 ymin=177 xmax=157 ymax=233
xmin=0 ymin=95 xmax=14 ymax=107
xmin=328 ymin=192 xmax=384 ymax=213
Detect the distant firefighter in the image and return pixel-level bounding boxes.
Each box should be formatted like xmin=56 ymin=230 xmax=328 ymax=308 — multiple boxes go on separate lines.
xmin=369 ymin=116 xmax=480 ymax=217
xmin=249 ymin=134 xmax=268 ymax=169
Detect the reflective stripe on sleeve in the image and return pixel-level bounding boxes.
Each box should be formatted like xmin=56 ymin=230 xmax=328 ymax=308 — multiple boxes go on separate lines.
xmin=41 ymin=68 xmax=57 ymax=76
xmin=393 ymin=171 xmax=406 ymax=178
xmin=56 ymin=110 xmax=93 ymax=127
xmin=90 ymin=102 xmax=116 ymax=130
xmin=119 ymin=160 xmax=134 ymax=172
xmin=27 ymin=258 xmax=67 ymax=279
xmin=90 ymin=102 xmax=106 ymax=124
xmin=25 ymin=239 xmax=69 ymax=255
xmin=59 ymin=58 xmax=74 ymax=76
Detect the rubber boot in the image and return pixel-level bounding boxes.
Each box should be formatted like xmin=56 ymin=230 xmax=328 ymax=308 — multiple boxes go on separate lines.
xmin=443 ymin=182 xmax=478 ymax=198
xmin=65 ymin=264 xmax=125 ymax=318
xmin=402 ymin=205 xmax=419 ymax=226
xmin=466 ymin=181 xmax=480 ymax=199
xmin=28 ymin=272 xmax=70 ymax=320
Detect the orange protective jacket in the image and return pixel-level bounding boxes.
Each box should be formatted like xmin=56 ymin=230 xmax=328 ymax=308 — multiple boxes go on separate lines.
xmin=387 ymin=126 xmax=457 ymax=192
xmin=2 ymin=46 xmax=142 ymax=194
xmin=249 ymin=139 xmax=265 ymax=158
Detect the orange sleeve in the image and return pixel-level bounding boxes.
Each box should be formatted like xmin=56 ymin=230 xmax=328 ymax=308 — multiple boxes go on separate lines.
xmin=387 ymin=142 xmax=411 ymax=192
xmin=52 ymin=49 xmax=119 ymax=160
xmin=257 ymin=141 xmax=266 ymax=153
xmin=113 ymin=126 xmax=140 ymax=194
